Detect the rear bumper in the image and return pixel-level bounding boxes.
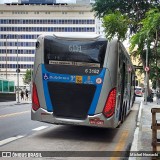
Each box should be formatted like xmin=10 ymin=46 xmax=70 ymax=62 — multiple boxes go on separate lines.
xmin=31 ymin=108 xmax=116 ymax=128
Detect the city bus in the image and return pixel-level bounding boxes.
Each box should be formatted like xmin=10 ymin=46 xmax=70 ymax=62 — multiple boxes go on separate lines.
xmin=31 ymin=33 xmax=135 ymax=128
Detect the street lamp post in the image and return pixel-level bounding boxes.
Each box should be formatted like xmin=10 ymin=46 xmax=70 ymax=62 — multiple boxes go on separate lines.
xmin=30 ymin=68 xmax=33 ymax=100
xmin=5 ymin=35 xmax=8 ymax=79
xmin=17 ymin=35 xmax=20 ymax=103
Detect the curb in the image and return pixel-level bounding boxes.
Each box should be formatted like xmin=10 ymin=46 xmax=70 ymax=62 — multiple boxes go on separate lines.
xmin=128 ymin=101 xmax=143 ymax=160
xmin=136 ymin=101 xmax=143 ymax=127
xmin=15 ymin=102 xmax=32 ymax=105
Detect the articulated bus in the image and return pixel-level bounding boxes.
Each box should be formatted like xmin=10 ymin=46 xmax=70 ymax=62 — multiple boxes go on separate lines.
xmin=31 ymin=33 xmax=135 ymax=128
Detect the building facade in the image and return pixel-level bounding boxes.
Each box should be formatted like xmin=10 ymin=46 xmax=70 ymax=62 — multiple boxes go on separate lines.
xmin=0 ymin=3 xmax=101 ymax=86
xmin=19 ymin=0 xmax=95 ymax=4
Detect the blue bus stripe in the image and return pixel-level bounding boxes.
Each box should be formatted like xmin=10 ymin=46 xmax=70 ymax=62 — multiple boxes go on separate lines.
xmin=42 ymin=64 xmax=106 ymax=114
xmin=42 ymin=65 xmax=53 ymax=112
xmin=88 ymin=69 xmax=105 ymax=115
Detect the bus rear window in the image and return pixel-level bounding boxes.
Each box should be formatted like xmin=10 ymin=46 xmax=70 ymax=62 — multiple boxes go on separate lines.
xmin=44 ymin=36 xmax=107 ymax=68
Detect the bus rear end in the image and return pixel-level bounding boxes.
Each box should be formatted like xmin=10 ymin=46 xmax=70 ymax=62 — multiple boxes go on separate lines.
xmin=31 ymin=34 xmax=117 ymax=128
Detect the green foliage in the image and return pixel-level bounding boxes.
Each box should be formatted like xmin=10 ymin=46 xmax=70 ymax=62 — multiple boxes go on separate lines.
xmin=130 ymin=8 xmax=160 ymax=55
xmin=92 ymin=0 xmax=160 ymax=34
xmin=130 ymin=8 xmax=160 ymax=87
xmin=150 ymin=63 xmax=160 ymax=89
xmin=23 ymin=69 xmax=32 ymax=85
xmin=102 ymin=11 xmax=129 ymax=41
xmin=93 ymin=0 xmax=160 ymax=88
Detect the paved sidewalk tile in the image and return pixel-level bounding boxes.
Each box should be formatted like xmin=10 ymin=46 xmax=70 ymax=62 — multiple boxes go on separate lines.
xmin=137 ymin=96 xmax=160 ymax=160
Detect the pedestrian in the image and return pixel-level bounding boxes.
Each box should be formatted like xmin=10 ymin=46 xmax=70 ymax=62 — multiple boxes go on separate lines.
xmin=20 ymin=90 xmax=24 ymax=101
xmin=25 ymin=89 xmax=29 ymax=101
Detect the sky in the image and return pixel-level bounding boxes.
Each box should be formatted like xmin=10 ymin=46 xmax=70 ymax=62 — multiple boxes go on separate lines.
xmin=0 ymin=0 xmax=76 ymax=4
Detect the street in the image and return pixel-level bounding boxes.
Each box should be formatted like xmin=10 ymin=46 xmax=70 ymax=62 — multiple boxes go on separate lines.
xmin=0 ymin=98 xmax=142 ymax=159
xmin=0 ymin=103 xmax=51 ymax=141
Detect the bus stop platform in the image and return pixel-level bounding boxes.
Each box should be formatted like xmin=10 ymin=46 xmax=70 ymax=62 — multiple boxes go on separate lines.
xmin=130 ymin=96 xmax=160 ymax=160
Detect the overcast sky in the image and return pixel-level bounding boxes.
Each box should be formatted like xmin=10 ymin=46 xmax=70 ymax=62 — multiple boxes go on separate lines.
xmin=0 ymin=0 xmax=76 ymax=4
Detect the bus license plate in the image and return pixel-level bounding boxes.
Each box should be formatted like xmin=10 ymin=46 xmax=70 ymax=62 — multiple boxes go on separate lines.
xmin=76 ymin=76 xmax=82 ymax=83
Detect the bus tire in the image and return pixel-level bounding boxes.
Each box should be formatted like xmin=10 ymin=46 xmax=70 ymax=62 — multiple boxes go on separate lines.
xmin=122 ymin=103 xmax=127 ymax=122
xmin=119 ymin=102 xmax=124 ymax=124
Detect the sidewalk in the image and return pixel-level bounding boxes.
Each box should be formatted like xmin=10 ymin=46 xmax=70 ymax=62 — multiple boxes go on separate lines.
xmin=130 ymin=96 xmax=160 ymax=160
xmin=138 ymin=96 xmax=160 ymax=152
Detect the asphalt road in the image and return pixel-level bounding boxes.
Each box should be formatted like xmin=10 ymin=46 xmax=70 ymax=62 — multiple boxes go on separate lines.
xmin=0 ymin=98 xmax=142 ymax=159
xmin=0 ymin=103 xmax=51 ymax=141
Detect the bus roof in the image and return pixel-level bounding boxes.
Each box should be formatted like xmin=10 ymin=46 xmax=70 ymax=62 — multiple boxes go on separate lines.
xmin=39 ymin=33 xmax=103 ymax=41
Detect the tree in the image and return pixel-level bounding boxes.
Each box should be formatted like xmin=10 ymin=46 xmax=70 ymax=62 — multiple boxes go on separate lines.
xmin=92 ymin=0 xmax=160 ymax=34
xmin=23 ymin=69 xmax=32 ymax=85
xmin=130 ymin=9 xmax=160 ymax=89
xmin=93 ymin=1 xmax=160 ymax=96
xmin=102 ymin=11 xmax=129 ymax=41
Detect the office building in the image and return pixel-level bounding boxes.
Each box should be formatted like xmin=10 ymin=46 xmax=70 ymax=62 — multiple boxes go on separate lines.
xmin=0 ymin=3 xmax=102 ymax=86
xmin=19 ymin=0 xmax=95 ymax=4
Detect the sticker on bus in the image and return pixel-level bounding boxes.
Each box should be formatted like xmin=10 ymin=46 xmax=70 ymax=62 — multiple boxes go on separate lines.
xmin=76 ymin=76 xmax=83 ymax=83
xmin=49 ymin=60 xmax=100 ymax=68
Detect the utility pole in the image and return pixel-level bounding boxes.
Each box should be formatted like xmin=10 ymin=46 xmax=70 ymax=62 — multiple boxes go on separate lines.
xmin=30 ymin=68 xmax=33 ymax=101
xmin=144 ymin=39 xmax=149 ymax=105
xmin=5 ymin=35 xmax=8 ymax=79
xmin=17 ymin=34 xmax=20 ymax=103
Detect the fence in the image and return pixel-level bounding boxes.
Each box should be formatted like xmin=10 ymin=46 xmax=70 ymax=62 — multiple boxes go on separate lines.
xmin=151 ymin=108 xmax=160 ymax=152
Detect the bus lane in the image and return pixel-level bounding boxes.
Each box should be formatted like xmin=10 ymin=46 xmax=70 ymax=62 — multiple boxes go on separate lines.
xmin=0 ymin=101 xmax=140 ymax=160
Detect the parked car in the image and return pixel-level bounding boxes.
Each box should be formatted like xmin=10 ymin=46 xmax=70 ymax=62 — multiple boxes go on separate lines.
xmin=135 ymin=86 xmax=143 ymax=97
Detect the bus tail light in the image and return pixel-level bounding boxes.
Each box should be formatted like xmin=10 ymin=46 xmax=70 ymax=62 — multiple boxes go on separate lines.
xmin=103 ymin=88 xmax=116 ymax=118
xmin=32 ymin=83 xmax=40 ymax=111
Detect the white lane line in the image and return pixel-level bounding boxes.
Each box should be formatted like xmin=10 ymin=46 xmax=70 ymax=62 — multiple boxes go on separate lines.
xmin=0 ymin=135 xmax=24 ymax=146
xmin=0 ymin=111 xmax=30 ymax=119
xmin=32 ymin=126 xmax=48 ymax=131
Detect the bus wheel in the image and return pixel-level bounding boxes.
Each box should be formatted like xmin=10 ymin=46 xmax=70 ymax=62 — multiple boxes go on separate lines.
xmin=118 ymin=103 xmax=124 ymax=125
xmin=122 ymin=103 xmax=126 ymax=122
xmin=121 ymin=103 xmax=126 ymax=123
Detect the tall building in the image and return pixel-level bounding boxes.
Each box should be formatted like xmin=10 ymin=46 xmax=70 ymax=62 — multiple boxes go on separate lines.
xmin=0 ymin=3 xmax=100 ymax=86
xmin=76 ymin=0 xmax=95 ymax=4
xmin=19 ymin=0 xmax=95 ymax=4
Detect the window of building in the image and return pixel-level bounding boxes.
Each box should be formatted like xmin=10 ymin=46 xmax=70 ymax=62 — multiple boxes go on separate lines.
xmin=48 ymin=20 xmax=51 ymax=24
xmin=68 ymin=20 xmax=72 ymax=24
xmin=62 ymin=12 xmax=67 ymax=14
xmin=43 ymin=20 xmax=46 ymax=24
xmin=45 ymin=12 xmax=50 ymax=14
xmin=79 ymin=11 xmax=84 ymax=14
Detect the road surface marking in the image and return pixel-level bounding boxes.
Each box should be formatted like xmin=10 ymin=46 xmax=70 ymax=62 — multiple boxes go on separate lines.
xmin=110 ymin=130 xmax=129 ymax=160
xmin=0 ymin=135 xmax=24 ymax=146
xmin=32 ymin=126 xmax=48 ymax=131
xmin=0 ymin=111 xmax=30 ymax=118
